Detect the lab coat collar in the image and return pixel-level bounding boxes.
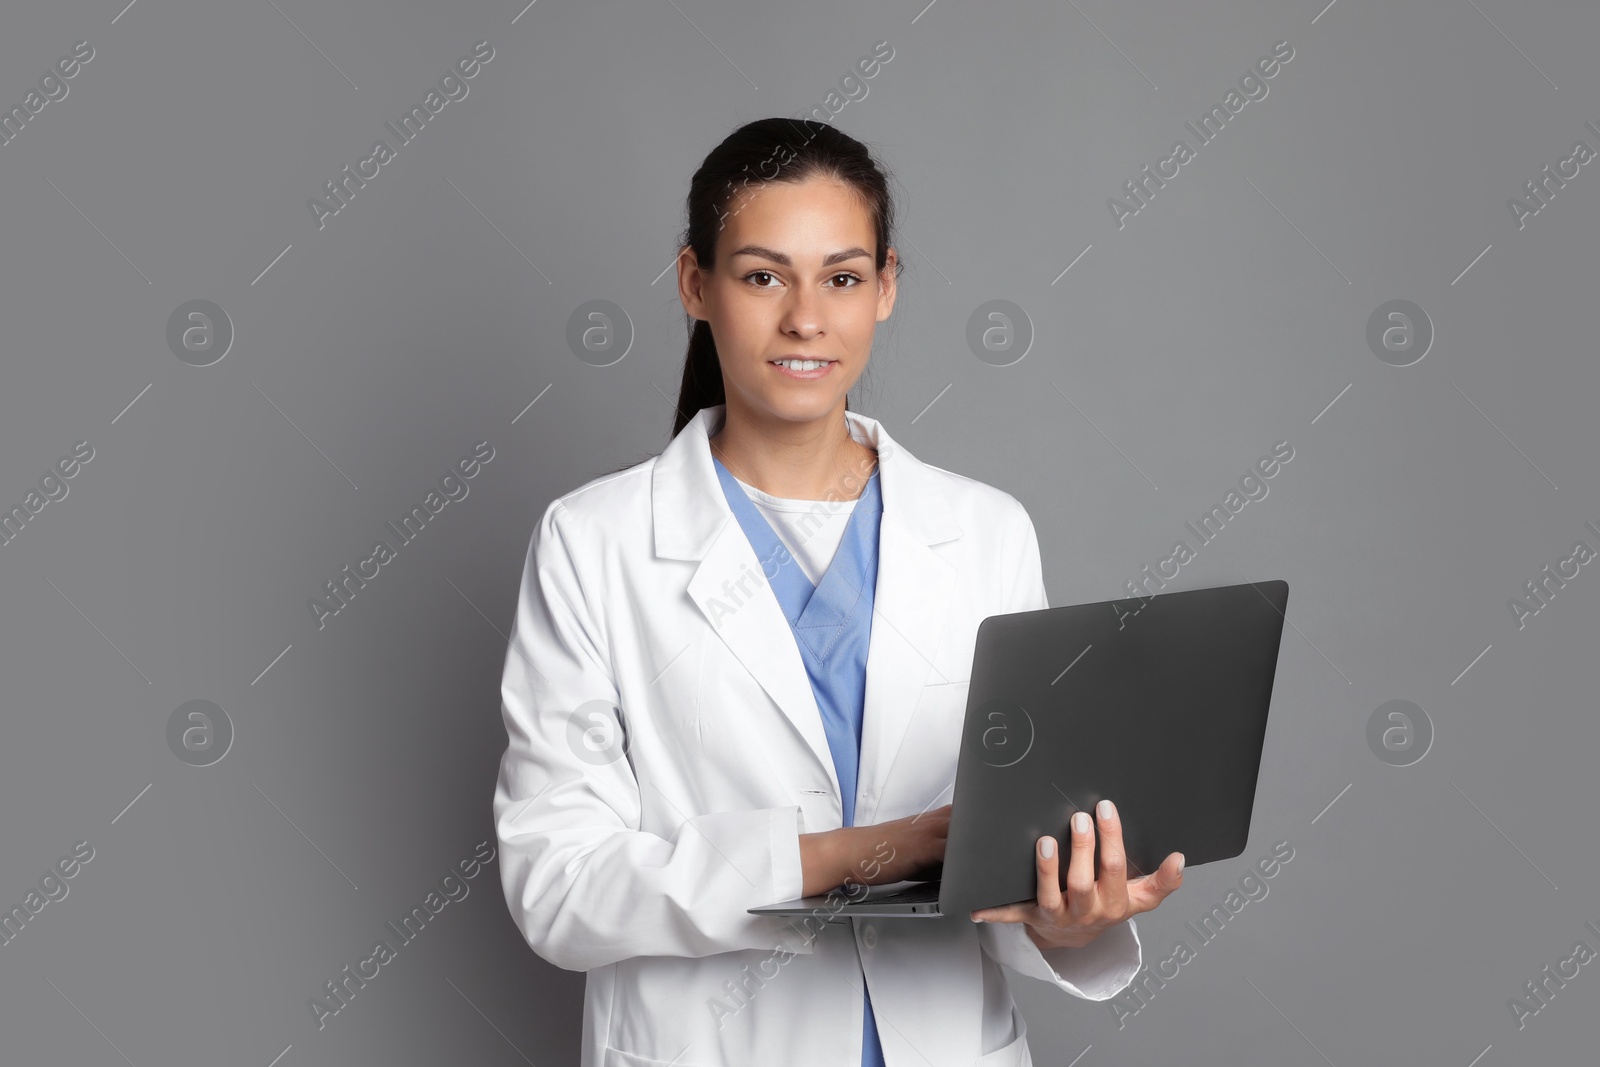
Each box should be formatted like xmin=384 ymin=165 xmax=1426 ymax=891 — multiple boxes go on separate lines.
xmin=653 ymin=404 xmax=965 ymax=821
xmin=651 ymin=403 xmax=961 ymax=559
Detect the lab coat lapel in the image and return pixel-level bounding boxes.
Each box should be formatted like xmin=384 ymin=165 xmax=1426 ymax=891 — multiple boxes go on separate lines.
xmin=688 ymin=516 xmax=843 ymax=799
xmin=654 ymin=405 xmax=962 ymax=824
xmin=855 ymin=507 xmax=956 ymax=825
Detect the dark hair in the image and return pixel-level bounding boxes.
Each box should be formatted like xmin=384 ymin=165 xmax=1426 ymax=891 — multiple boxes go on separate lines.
xmin=670 ymin=117 xmax=901 ymax=437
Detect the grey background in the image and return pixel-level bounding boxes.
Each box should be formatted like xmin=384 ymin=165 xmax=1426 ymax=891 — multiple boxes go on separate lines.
xmin=1 ymin=0 xmax=1595 ymax=1064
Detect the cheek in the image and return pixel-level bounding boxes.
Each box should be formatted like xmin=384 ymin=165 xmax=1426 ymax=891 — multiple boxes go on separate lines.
xmin=832 ymin=361 xmax=868 ymax=391
xmin=704 ymin=302 xmax=770 ymax=368
xmin=722 ymin=289 xmax=784 ymax=331
xmin=835 ymin=306 xmax=882 ymax=358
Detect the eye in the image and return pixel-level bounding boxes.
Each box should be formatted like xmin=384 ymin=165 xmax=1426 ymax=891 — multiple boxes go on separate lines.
xmin=828 ymin=273 xmax=863 ymax=288
xmin=744 ymin=270 xmax=781 ymax=288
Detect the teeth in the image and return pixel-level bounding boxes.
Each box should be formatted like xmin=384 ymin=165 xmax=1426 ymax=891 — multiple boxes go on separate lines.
xmin=773 ymin=359 xmax=831 ymax=371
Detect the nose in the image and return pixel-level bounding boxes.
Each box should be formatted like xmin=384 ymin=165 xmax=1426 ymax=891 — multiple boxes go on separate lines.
xmin=779 ymin=288 xmax=822 ymax=340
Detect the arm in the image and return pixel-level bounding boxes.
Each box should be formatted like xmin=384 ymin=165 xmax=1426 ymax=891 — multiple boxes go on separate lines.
xmin=493 ymin=500 xmax=808 ymax=972
xmin=799 ymin=805 xmax=952 ymax=896
xmin=975 ymin=498 xmax=1145 ymax=1000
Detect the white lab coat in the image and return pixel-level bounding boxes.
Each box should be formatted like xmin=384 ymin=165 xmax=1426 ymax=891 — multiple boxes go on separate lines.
xmin=493 ymin=404 xmax=1142 ymax=1066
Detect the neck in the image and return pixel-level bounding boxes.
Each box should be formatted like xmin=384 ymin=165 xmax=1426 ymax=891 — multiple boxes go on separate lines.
xmin=709 ymin=402 xmax=878 ymax=501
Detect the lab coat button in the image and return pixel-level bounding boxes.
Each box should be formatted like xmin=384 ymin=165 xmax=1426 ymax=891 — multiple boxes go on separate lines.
xmin=862 ymin=925 xmax=878 ymax=949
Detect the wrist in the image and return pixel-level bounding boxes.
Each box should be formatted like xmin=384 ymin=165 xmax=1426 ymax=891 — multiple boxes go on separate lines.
xmin=799 ymin=826 xmax=855 ymax=896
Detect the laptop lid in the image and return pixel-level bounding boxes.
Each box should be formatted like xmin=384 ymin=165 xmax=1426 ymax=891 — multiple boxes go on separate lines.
xmin=937 ymin=579 xmax=1289 ymax=918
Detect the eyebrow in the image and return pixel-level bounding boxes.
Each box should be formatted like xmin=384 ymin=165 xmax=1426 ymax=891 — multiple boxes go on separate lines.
xmin=728 ymin=244 xmax=873 ymax=268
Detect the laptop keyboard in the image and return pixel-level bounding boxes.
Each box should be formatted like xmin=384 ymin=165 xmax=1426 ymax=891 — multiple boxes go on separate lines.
xmin=854 ymin=881 xmax=941 ymax=905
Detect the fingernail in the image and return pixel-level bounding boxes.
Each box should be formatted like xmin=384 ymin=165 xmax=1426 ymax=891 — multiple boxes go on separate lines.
xmin=1097 ymin=799 xmax=1114 ymax=820
xmin=1073 ymin=811 xmax=1090 ymax=833
xmin=1040 ymin=836 xmax=1055 ymax=859
xmin=1176 ymin=854 xmax=1186 ymax=874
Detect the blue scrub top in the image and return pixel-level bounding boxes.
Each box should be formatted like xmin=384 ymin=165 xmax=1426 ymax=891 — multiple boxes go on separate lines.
xmin=712 ymin=456 xmax=888 ymax=1067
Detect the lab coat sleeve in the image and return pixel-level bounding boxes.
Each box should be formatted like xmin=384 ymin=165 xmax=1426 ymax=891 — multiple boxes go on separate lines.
xmin=977 ymin=499 xmax=1144 ymax=1000
xmin=979 ymin=913 xmax=1144 ymax=1001
xmin=493 ymin=499 xmax=808 ymax=973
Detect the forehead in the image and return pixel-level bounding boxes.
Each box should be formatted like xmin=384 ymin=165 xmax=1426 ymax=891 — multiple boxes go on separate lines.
xmin=719 ymin=176 xmax=875 ymax=261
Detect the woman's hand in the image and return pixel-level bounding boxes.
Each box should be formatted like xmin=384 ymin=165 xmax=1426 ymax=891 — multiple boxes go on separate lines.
xmin=970 ymin=798 xmax=1184 ymax=951
xmin=853 ymin=802 xmax=951 ymax=886
xmin=798 ymin=804 xmax=950 ymax=897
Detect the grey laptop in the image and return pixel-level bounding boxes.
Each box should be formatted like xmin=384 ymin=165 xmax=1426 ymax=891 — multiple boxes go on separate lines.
xmin=749 ymin=579 xmax=1290 ymax=919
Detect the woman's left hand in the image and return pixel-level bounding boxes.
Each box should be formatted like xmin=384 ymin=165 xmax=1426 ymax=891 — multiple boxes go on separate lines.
xmin=969 ymin=798 xmax=1184 ymax=951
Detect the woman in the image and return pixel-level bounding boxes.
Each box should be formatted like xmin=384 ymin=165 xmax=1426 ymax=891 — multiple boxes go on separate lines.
xmin=493 ymin=118 xmax=1185 ymax=1067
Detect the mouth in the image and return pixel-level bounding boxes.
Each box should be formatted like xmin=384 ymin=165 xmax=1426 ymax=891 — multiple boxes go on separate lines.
xmin=769 ymin=358 xmax=838 ymax=380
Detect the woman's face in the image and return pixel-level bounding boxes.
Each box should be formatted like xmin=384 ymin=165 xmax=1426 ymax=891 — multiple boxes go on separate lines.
xmin=678 ymin=174 xmax=897 ymax=428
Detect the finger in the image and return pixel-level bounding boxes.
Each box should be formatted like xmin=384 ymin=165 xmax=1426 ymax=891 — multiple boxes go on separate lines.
xmin=1034 ymin=834 xmax=1064 ymax=918
xmin=1064 ymin=809 xmax=1097 ymax=919
xmin=1128 ymin=852 xmax=1186 ymax=914
xmin=970 ymin=901 xmax=1036 ymax=924
xmin=1095 ymin=799 xmax=1129 ymax=909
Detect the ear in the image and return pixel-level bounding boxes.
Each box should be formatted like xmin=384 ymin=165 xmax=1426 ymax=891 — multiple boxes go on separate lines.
xmin=677 ymin=246 xmax=708 ymax=320
xmin=876 ymin=247 xmax=898 ymax=323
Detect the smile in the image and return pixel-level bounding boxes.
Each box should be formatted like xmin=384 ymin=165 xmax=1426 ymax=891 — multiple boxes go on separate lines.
xmin=769 ymin=359 xmax=837 ymax=379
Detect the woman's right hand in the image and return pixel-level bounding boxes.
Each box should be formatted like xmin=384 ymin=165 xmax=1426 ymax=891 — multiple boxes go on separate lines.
xmin=797 ymin=803 xmax=951 ymax=897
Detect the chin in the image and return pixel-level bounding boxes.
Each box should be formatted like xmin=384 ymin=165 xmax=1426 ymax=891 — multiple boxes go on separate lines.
xmin=750 ymin=393 xmax=844 ymax=422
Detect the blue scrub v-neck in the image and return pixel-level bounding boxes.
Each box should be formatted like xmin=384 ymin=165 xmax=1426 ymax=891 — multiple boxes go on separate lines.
xmin=710 ymin=455 xmax=888 ymax=1067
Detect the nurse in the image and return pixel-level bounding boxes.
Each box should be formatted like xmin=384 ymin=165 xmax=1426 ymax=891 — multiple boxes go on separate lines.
xmin=494 ymin=117 xmax=1186 ymax=1067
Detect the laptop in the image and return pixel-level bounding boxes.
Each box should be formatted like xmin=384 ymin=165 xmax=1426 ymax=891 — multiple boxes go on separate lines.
xmin=749 ymin=579 xmax=1290 ymax=919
